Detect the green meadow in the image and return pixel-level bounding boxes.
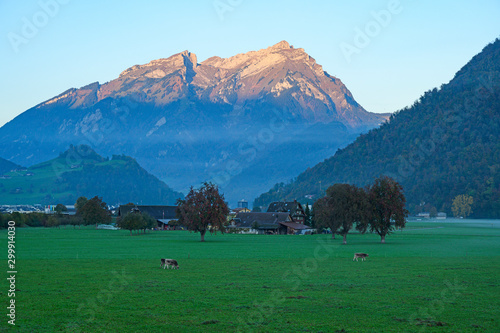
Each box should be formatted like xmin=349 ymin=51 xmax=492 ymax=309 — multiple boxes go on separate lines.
xmin=1 ymin=220 xmax=499 ymax=332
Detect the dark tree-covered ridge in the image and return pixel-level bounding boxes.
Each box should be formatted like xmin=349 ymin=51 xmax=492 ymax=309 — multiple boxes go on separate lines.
xmin=255 ymin=38 xmax=500 ymax=218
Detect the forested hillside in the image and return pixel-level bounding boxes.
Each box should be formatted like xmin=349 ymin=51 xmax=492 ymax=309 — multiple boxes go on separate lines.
xmin=0 ymin=157 xmax=21 ymax=175
xmin=0 ymin=145 xmax=183 ymax=205
xmin=255 ymin=39 xmax=500 ymax=218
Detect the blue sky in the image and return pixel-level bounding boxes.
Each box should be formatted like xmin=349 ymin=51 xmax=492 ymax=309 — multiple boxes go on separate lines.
xmin=0 ymin=0 xmax=499 ymax=127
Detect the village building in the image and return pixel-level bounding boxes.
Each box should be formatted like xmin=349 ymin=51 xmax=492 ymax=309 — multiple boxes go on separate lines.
xmin=417 ymin=212 xmax=431 ymax=219
xmin=436 ymin=212 xmax=447 ymax=219
xmin=267 ymin=200 xmax=307 ymax=224
xmin=231 ymin=211 xmax=311 ymax=235
xmin=231 ymin=207 xmax=251 ymax=214
xmin=237 ymin=199 xmax=249 ymax=209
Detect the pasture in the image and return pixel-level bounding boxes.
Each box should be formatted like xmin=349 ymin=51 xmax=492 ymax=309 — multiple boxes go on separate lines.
xmin=1 ymin=220 xmax=499 ymax=332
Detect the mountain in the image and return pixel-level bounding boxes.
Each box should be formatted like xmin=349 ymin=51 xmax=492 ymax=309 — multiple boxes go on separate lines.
xmin=0 ymin=41 xmax=387 ymax=205
xmin=0 ymin=157 xmax=22 ymax=175
xmin=254 ymin=39 xmax=500 ymax=218
xmin=0 ymin=145 xmax=183 ymax=205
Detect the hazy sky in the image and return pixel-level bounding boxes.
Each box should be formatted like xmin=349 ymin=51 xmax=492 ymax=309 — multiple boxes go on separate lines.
xmin=1 ymin=0 xmax=499 ymax=127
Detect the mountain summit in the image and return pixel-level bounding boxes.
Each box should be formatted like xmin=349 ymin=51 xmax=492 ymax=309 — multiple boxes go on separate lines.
xmin=0 ymin=41 xmax=386 ymax=205
xmin=38 ymin=41 xmax=384 ymax=128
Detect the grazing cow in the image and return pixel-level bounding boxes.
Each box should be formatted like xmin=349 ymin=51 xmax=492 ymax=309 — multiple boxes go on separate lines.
xmin=160 ymin=258 xmax=179 ymax=269
xmin=353 ymin=253 xmax=369 ymax=261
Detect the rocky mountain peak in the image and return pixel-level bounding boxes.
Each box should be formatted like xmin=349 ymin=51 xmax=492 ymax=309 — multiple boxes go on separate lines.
xmin=32 ymin=41 xmax=387 ymax=128
xmin=118 ymin=50 xmax=198 ymax=79
xmin=270 ymin=40 xmax=292 ymax=50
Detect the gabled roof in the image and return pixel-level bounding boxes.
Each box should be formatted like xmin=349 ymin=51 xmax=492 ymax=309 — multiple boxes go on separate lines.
xmin=233 ymin=212 xmax=291 ymax=228
xmin=232 ymin=207 xmax=251 ymax=214
xmin=279 ymin=222 xmax=311 ymax=230
xmin=267 ymin=201 xmax=305 ymax=216
xmin=118 ymin=205 xmax=177 ymax=220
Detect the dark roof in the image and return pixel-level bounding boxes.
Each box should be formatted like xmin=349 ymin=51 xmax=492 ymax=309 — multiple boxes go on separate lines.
xmin=279 ymin=222 xmax=311 ymax=230
xmin=267 ymin=201 xmax=305 ymax=217
xmin=119 ymin=205 xmax=177 ymax=220
xmin=233 ymin=212 xmax=291 ymax=228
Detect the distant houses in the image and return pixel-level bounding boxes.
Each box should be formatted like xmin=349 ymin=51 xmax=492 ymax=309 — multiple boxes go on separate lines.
xmin=417 ymin=212 xmax=430 ymax=219
xmin=417 ymin=212 xmax=447 ymax=219
xmin=229 ymin=201 xmax=312 ymax=235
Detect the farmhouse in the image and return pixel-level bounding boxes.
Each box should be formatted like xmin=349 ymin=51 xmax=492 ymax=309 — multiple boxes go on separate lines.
xmin=231 ymin=212 xmax=311 ymax=235
xmin=267 ymin=200 xmax=307 ymax=224
xmin=437 ymin=212 xmax=447 ymax=219
xmin=118 ymin=205 xmax=178 ymax=229
xmin=417 ymin=212 xmax=430 ymax=219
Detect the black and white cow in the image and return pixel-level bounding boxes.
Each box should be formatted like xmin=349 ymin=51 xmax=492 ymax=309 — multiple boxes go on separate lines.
xmin=160 ymin=258 xmax=179 ymax=269
xmin=353 ymin=253 xmax=369 ymax=261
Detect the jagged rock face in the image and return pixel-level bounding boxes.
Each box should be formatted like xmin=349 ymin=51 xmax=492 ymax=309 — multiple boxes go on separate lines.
xmin=0 ymin=41 xmax=387 ymax=205
xmin=38 ymin=41 xmax=385 ymax=128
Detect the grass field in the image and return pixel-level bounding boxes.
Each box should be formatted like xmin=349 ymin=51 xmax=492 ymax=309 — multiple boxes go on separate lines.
xmin=1 ymin=220 xmax=499 ymax=332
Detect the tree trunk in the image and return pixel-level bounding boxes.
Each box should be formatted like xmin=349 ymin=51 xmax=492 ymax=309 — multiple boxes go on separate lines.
xmin=200 ymin=230 xmax=206 ymax=242
xmin=381 ymin=234 xmax=386 ymax=243
xmin=331 ymin=233 xmax=335 ymax=239
xmin=343 ymin=234 xmax=347 ymax=245
xmin=130 ymin=230 xmax=132 ymax=236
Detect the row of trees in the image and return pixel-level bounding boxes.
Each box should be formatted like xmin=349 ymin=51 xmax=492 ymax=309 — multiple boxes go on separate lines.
xmin=0 ymin=196 xmax=111 ymax=229
xmin=76 ymin=196 xmax=160 ymax=235
xmin=0 ymin=211 xmax=78 ymax=228
xmin=116 ymin=209 xmax=157 ymax=235
xmin=174 ymin=180 xmax=408 ymax=243
xmin=313 ymin=176 xmax=408 ymax=244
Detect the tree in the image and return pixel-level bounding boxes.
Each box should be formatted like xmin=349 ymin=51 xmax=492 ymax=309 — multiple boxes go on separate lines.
xmin=367 ymin=176 xmax=408 ymax=243
xmin=69 ymin=215 xmax=83 ymax=229
xmin=312 ymin=197 xmax=335 ymax=238
xmin=430 ymin=206 xmax=438 ymax=218
xmin=46 ymin=215 xmax=61 ymax=228
xmin=313 ymin=183 xmax=367 ymax=244
xmin=54 ymin=204 xmax=67 ymax=216
xmin=452 ymin=194 xmax=473 ymax=218
xmin=168 ymin=219 xmax=180 ymax=230
xmin=75 ymin=196 xmax=88 ymax=215
xmin=141 ymin=213 xmax=157 ymax=233
xmin=80 ymin=196 xmax=111 ymax=228
xmin=176 ymin=182 xmax=229 ymax=242
xmin=117 ymin=210 xmax=153 ymax=235
xmin=251 ymin=221 xmax=260 ymax=230
xmin=304 ymin=203 xmax=312 ymax=227
xmin=252 ymin=206 xmax=262 ymax=212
